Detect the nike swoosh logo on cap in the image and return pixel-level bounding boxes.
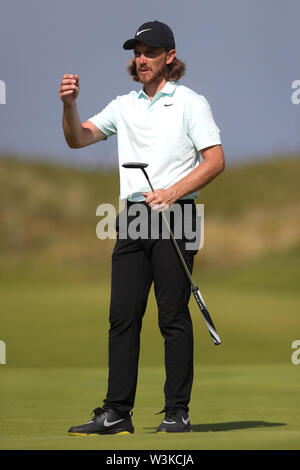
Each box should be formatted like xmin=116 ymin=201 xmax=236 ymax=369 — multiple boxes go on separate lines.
xmin=103 ymin=417 xmax=125 ymax=427
xmin=136 ymin=28 xmax=152 ymax=36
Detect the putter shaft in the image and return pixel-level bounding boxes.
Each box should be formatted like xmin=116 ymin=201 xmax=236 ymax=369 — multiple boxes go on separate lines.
xmin=122 ymin=162 xmax=221 ymax=345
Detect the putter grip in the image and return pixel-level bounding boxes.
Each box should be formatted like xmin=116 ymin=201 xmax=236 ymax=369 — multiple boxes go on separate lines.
xmin=192 ymin=287 xmax=206 ymax=311
xmin=192 ymin=287 xmax=221 ymax=346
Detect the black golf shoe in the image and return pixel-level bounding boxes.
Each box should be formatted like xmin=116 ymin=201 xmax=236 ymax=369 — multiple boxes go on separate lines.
xmin=156 ymin=408 xmax=192 ymax=433
xmin=68 ymin=407 xmax=134 ymax=436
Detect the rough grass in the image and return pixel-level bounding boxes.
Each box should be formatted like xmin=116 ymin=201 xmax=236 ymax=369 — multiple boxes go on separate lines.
xmin=1 ymin=155 xmax=300 ymax=275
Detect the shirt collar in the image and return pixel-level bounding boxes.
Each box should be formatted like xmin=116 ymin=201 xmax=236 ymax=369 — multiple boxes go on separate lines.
xmin=137 ymin=81 xmax=178 ymax=99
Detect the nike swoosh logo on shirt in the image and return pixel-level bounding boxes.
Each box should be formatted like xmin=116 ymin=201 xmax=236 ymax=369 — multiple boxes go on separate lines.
xmin=164 ymin=103 xmax=174 ymax=107
xmin=136 ymin=28 xmax=152 ymax=36
xmin=103 ymin=417 xmax=125 ymax=427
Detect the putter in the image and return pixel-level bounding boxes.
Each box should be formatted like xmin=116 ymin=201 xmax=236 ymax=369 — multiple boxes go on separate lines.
xmin=122 ymin=162 xmax=221 ymax=346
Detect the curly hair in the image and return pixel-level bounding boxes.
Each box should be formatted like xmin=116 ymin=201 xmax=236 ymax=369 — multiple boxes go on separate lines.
xmin=127 ymin=56 xmax=186 ymax=82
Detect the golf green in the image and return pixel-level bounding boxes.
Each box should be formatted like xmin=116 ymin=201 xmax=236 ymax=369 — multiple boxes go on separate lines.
xmin=0 ymin=364 xmax=299 ymax=450
xmin=1 ymin=252 xmax=300 ymax=450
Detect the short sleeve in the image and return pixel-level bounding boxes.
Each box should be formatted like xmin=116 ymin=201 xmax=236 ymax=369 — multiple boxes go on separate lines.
xmin=184 ymin=95 xmax=221 ymax=151
xmin=88 ymin=99 xmax=118 ymax=138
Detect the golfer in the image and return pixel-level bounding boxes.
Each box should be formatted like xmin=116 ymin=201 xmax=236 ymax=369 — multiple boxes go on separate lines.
xmin=59 ymin=20 xmax=225 ymax=434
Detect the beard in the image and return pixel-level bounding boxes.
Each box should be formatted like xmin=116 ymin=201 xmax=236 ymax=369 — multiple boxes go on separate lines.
xmin=137 ymin=62 xmax=167 ymax=85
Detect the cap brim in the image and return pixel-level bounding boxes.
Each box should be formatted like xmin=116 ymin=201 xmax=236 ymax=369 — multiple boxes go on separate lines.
xmin=123 ymin=39 xmax=136 ymax=50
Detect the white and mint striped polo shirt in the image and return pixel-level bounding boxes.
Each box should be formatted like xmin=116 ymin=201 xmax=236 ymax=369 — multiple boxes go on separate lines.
xmin=88 ymin=81 xmax=221 ymax=201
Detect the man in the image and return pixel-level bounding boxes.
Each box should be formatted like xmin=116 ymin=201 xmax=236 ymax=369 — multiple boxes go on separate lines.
xmin=60 ymin=20 xmax=224 ymax=435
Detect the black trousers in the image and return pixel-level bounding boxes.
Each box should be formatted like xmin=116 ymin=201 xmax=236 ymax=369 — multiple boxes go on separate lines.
xmin=103 ymin=200 xmax=199 ymax=415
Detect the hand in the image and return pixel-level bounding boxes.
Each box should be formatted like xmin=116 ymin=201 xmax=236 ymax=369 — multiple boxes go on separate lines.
xmin=59 ymin=74 xmax=79 ymax=106
xmin=142 ymin=188 xmax=178 ymax=211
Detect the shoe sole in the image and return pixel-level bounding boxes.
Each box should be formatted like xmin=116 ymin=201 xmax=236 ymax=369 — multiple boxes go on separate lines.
xmin=157 ymin=426 xmax=192 ymax=433
xmin=68 ymin=430 xmax=133 ymax=436
xmin=157 ymin=429 xmax=193 ymax=433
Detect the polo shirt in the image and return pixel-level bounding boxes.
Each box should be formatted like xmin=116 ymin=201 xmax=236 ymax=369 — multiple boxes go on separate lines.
xmin=88 ymin=81 xmax=221 ymax=201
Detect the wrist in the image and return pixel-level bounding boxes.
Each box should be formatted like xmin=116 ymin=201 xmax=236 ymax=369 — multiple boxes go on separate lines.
xmin=169 ymin=183 xmax=183 ymax=202
xmin=63 ymin=101 xmax=76 ymax=110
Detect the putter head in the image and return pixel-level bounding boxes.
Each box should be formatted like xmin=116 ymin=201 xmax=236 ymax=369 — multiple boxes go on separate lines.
xmin=122 ymin=162 xmax=148 ymax=169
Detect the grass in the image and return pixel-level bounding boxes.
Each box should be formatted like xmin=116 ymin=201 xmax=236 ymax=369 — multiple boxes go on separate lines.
xmin=0 ymin=155 xmax=300 ymax=450
xmin=1 ymin=247 xmax=300 ymax=450
xmin=1 ymin=241 xmax=300 ymax=368
xmin=1 ymin=155 xmax=300 ymax=272
xmin=1 ymin=255 xmax=300 ymax=367
xmin=0 ymin=365 xmax=299 ymax=450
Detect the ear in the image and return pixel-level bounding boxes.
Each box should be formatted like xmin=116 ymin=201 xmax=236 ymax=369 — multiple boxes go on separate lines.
xmin=166 ymin=49 xmax=176 ymax=65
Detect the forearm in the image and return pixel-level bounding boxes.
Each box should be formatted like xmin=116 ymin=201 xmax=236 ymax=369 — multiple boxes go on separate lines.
xmin=171 ymin=146 xmax=225 ymax=200
xmin=143 ymin=145 xmax=225 ymax=209
xmin=171 ymin=160 xmax=222 ymax=199
xmin=62 ymin=103 xmax=84 ymax=148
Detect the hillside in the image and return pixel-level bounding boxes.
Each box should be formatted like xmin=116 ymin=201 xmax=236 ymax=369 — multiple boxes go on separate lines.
xmin=0 ymin=155 xmax=300 ymax=281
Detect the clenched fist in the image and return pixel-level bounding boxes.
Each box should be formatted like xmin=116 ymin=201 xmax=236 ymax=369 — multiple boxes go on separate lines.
xmin=59 ymin=74 xmax=79 ymax=106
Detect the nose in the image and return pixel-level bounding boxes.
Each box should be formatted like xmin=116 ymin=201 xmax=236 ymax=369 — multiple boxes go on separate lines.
xmin=138 ymin=53 xmax=147 ymax=65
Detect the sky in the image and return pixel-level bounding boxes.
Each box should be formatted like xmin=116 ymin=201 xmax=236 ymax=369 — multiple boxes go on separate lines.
xmin=0 ymin=0 xmax=299 ymax=169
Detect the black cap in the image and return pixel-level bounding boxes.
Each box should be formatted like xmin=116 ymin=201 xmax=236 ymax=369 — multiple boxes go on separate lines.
xmin=123 ymin=21 xmax=175 ymax=50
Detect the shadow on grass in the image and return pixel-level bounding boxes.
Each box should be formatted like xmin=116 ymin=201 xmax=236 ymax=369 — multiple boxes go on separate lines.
xmin=146 ymin=421 xmax=286 ymax=433
xmin=191 ymin=420 xmax=286 ymax=432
